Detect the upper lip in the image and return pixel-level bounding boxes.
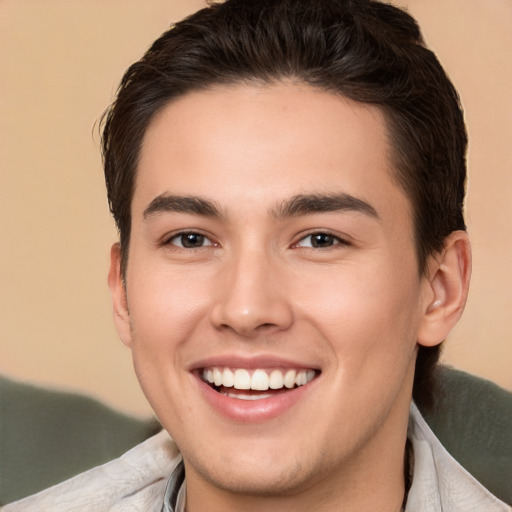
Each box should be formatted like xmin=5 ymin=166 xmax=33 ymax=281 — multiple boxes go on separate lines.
xmin=189 ymin=354 xmax=320 ymax=372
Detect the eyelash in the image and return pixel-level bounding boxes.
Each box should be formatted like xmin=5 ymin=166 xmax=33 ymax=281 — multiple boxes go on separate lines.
xmin=294 ymin=231 xmax=350 ymax=249
xmin=164 ymin=231 xmax=216 ymax=249
xmin=162 ymin=230 xmax=350 ymax=250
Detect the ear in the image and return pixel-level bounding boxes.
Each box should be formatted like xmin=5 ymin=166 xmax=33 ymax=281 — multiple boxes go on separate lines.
xmin=417 ymin=231 xmax=472 ymax=347
xmin=107 ymin=243 xmax=132 ymax=347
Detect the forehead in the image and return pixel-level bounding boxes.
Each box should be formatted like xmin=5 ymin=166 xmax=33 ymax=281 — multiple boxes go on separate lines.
xmin=134 ymin=82 xmax=411 ymax=222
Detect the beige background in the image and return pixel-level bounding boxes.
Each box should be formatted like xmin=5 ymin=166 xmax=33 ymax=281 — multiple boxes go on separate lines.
xmin=1 ymin=0 xmax=511 ymax=418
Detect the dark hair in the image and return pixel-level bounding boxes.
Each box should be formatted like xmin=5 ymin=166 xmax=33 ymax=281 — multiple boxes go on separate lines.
xmin=101 ymin=0 xmax=467 ymax=409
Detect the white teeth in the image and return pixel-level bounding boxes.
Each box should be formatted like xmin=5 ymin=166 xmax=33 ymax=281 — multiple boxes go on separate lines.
xmin=269 ymin=369 xmax=284 ymax=389
xmin=202 ymin=367 xmax=316 ymax=392
xmin=234 ymin=369 xmax=251 ymax=389
xmin=222 ymin=368 xmax=234 ymax=387
xmin=284 ymin=369 xmax=296 ymax=388
xmin=222 ymin=390 xmax=274 ymax=400
xmin=251 ymin=369 xmax=270 ymax=390
xmin=295 ymin=371 xmax=307 ymax=386
xmin=213 ymin=368 xmax=223 ymax=386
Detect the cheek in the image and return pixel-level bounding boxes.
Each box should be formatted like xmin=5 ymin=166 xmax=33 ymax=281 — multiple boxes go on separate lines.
xmin=125 ymin=264 xmax=214 ymax=423
xmin=126 ymin=264 xmax=214 ymax=360
xmin=293 ymin=259 xmax=421 ymax=366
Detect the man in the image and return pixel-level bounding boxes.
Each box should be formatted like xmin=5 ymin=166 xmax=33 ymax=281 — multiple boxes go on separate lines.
xmin=3 ymin=0 xmax=509 ymax=510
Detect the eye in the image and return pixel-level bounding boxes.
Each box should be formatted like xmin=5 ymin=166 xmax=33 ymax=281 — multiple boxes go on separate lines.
xmin=295 ymin=232 xmax=348 ymax=249
xmin=166 ymin=231 xmax=214 ymax=248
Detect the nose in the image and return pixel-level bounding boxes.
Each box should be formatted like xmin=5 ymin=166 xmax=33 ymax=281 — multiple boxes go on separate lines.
xmin=210 ymin=249 xmax=294 ymax=338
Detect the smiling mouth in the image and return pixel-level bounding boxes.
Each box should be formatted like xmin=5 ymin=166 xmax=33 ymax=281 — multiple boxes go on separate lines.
xmin=200 ymin=367 xmax=318 ymax=400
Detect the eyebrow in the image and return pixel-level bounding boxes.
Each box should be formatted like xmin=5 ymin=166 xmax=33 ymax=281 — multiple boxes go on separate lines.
xmin=143 ymin=194 xmax=222 ymax=219
xmin=272 ymin=193 xmax=379 ymax=219
xmin=142 ymin=192 xmax=378 ymax=221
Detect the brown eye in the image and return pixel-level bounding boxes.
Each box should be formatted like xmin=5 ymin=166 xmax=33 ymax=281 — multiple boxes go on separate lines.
xmin=168 ymin=232 xmax=212 ymax=248
xmin=310 ymin=233 xmax=336 ymax=248
xmin=295 ymin=232 xmax=347 ymax=248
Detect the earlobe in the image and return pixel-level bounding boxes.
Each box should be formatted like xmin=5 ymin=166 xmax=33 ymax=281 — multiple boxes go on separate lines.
xmin=107 ymin=243 xmax=132 ymax=347
xmin=417 ymin=231 xmax=472 ymax=347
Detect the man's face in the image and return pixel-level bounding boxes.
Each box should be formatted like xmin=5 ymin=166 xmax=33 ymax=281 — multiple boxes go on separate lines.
xmin=110 ymin=83 xmax=434 ymax=498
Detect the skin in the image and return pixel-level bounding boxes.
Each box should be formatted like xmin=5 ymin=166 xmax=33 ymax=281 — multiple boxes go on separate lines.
xmin=109 ymin=82 xmax=471 ymax=511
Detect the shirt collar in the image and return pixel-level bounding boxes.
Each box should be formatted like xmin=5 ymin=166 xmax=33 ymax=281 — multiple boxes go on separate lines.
xmin=161 ymin=459 xmax=185 ymax=512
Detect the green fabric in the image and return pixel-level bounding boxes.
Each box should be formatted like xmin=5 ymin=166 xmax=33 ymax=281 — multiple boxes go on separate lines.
xmin=420 ymin=366 xmax=512 ymax=505
xmin=0 ymin=376 xmax=159 ymax=505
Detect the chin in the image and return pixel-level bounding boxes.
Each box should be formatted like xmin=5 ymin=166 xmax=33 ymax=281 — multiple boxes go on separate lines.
xmin=181 ymin=432 xmax=333 ymax=499
xmin=190 ymin=455 xmax=316 ymax=497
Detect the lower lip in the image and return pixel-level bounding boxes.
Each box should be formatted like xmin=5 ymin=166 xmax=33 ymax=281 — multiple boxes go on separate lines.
xmin=196 ymin=376 xmax=315 ymax=423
